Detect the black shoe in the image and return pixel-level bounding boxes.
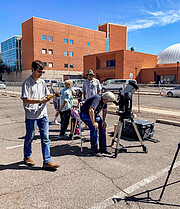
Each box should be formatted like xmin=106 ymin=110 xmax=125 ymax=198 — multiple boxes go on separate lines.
xmin=99 ymin=149 xmax=111 ymax=155
xmin=69 ymin=134 xmax=72 ymax=140
xmin=90 ymin=149 xmax=101 ymax=157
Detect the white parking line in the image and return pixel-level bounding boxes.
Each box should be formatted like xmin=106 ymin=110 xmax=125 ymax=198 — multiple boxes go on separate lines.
xmin=90 ymin=160 xmax=180 ymax=209
xmin=6 ymin=141 xmax=41 ymax=150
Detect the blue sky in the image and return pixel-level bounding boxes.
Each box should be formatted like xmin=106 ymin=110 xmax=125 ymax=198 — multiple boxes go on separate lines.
xmin=0 ymin=0 xmax=180 ymax=55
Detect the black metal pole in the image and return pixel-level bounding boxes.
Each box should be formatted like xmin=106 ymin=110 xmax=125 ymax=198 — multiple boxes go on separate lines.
xmin=158 ymin=143 xmax=180 ymax=201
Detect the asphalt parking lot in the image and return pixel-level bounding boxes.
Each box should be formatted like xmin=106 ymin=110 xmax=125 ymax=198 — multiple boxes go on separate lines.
xmin=0 ymin=93 xmax=180 ymax=209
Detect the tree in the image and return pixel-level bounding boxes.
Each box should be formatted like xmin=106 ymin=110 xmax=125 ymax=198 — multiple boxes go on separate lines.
xmin=0 ymin=60 xmax=10 ymax=74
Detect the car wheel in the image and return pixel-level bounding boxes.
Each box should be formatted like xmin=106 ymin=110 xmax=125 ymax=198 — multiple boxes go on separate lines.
xmin=167 ymin=92 xmax=173 ymax=97
xmin=102 ymin=88 xmax=106 ymax=93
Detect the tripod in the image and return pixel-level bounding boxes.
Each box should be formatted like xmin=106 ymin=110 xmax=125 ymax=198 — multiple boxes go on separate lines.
xmin=158 ymin=142 xmax=180 ymax=201
xmin=111 ymin=112 xmax=148 ymax=158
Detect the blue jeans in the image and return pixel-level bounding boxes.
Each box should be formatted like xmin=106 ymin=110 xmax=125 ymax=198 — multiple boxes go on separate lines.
xmin=80 ymin=112 xmax=107 ymax=151
xmin=24 ymin=116 xmax=51 ymax=163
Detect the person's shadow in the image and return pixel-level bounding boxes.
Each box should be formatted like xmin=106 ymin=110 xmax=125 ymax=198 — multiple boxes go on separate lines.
xmin=0 ymin=161 xmax=42 ymax=171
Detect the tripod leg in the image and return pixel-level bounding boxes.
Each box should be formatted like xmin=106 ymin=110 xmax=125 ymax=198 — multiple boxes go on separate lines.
xmin=131 ymin=119 xmax=148 ymax=153
xmin=115 ymin=121 xmax=124 ymax=158
xmin=111 ymin=121 xmax=120 ymax=146
xmin=158 ymin=143 xmax=180 ymax=201
xmin=79 ymin=119 xmax=83 ymax=152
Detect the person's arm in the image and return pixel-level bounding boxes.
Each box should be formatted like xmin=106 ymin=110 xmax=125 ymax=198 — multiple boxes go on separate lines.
xmin=83 ymin=91 xmax=86 ymax=101
xmin=22 ymin=97 xmax=49 ymax=104
xmin=97 ymin=80 xmax=102 ymax=95
xmin=57 ymin=100 xmax=67 ymax=112
xmin=89 ymin=107 xmax=99 ymax=130
xmin=102 ymin=108 xmax=107 ymax=128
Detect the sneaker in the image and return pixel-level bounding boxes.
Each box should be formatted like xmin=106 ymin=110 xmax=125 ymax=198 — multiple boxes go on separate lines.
xmin=99 ymin=149 xmax=111 ymax=155
xmin=54 ymin=120 xmax=60 ymax=125
xmin=51 ymin=120 xmax=60 ymax=125
xmin=24 ymin=157 xmax=35 ymax=166
xmin=42 ymin=162 xmax=59 ymax=171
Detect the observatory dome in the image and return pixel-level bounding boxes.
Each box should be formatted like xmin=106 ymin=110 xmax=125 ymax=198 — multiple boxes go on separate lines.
xmin=157 ymin=43 xmax=180 ymax=64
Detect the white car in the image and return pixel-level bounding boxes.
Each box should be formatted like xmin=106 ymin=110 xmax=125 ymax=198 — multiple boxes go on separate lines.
xmin=166 ymin=86 xmax=180 ymax=97
xmin=0 ymin=83 xmax=6 ymax=89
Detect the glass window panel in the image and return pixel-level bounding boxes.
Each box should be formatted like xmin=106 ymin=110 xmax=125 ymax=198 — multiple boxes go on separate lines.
xmin=42 ymin=49 xmax=47 ymax=54
xmin=49 ymin=62 xmax=53 ymax=68
xmin=64 ymin=38 xmax=68 ymax=43
xmin=70 ymin=39 xmax=73 ymax=44
xmin=87 ymin=42 xmax=90 ymax=47
xmin=69 ymin=52 xmax=73 ymax=56
xmin=64 ymin=51 xmax=68 ymax=56
xmin=70 ymin=64 xmax=73 ymax=69
xmin=64 ymin=64 xmax=68 ymax=68
xmin=42 ymin=35 xmax=47 ymax=40
xmin=48 ymin=49 xmax=53 ymax=54
xmin=48 ymin=36 xmax=53 ymax=41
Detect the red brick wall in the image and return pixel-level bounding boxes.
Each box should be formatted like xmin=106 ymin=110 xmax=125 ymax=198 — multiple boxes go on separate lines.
xmin=83 ymin=50 xmax=157 ymax=83
xmin=123 ymin=50 xmax=157 ymax=81
xmin=22 ymin=17 xmax=106 ymax=71
xmin=98 ymin=23 xmax=127 ymax=51
xmin=22 ymin=18 xmax=34 ymax=71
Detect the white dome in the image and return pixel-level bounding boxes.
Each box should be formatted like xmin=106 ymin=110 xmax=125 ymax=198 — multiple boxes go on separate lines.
xmin=158 ymin=43 xmax=180 ymax=64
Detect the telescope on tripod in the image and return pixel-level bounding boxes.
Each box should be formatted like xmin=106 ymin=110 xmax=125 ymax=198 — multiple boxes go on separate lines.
xmin=112 ymin=81 xmax=148 ymax=158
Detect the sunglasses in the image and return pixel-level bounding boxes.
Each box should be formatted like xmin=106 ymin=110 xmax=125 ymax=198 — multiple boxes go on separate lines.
xmin=37 ymin=70 xmax=45 ymax=74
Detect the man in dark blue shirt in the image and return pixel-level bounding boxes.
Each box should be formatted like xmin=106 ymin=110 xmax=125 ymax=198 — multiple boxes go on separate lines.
xmin=80 ymin=92 xmax=115 ymax=155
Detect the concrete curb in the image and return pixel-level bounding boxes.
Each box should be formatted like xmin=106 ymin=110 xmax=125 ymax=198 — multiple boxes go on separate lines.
xmin=156 ymin=119 xmax=180 ymax=127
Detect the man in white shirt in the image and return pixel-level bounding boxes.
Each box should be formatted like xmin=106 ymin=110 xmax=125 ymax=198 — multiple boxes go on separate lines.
xmin=82 ymin=69 xmax=101 ymax=100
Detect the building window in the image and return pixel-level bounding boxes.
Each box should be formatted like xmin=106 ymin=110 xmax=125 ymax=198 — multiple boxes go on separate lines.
xmin=43 ymin=62 xmax=47 ymax=67
xmin=64 ymin=51 xmax=68 ymax=56
xmin=64 ymin=64 xmax=68 ymax=68
xmin=70 ymin=64 xmax=73 ymax=69
xmin=106 ymin=60 xmax=116 ymax=67
xmin=87 ymin=42 xmax=90 ymax=47
xmin=64 ymin=38 xmax=68 ymax=43
xmin=49 ymin=62 xmax=53 ymax=68
xmin=48 ymin=36 xmax=53 ymax=41
xmin=69 ymin=52 xmax=74 ymax=56
xmin=42 ymin=35 xmax=46 ymax=40
xmin=70 ymin=39 xmax=73 ymax=44
xmin=48 ymin=49 xmax=53 ymax=54
xmin=87 ymin=54 xmax=90 ymax=55
xmin=106 ymin=38 xmax=109 ymax=52
xmin=42 ymin=49 xmax=47 ymax=54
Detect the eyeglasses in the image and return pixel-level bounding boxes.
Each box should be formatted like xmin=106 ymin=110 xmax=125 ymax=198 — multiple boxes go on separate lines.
xmin=37 ymin=70 xmax=45 ymax=74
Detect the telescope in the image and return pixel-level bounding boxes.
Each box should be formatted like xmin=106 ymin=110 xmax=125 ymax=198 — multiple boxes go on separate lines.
xmin=112 ymin=81 xmax=148 ymax=158
xmin=113 ymin=81 xmax=139 ymax=119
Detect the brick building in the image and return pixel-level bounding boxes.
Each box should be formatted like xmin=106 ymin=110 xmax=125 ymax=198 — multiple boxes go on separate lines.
xmin=84 ymin=49 xmax=158 ymax=83
xmin=22 ymin=17 xmax=127 ymax=80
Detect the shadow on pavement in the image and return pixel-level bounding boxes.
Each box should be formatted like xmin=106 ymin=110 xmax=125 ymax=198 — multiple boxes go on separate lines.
xmin=0 ymin=161 xmax=42 ymax=171
xmin=113 ymin=180 xmax=180 ymax=207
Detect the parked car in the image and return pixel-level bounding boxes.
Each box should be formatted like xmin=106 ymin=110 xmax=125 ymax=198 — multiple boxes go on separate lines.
xmin=101 ymin=79 xmax=137 ymax=93
xmin=0 ymin=82 xmax=6 ymax=89
xmin=71 ymin=79 xmax=85 ymax=88
xmin=166 ymin=86 xmax=180 ymax=97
